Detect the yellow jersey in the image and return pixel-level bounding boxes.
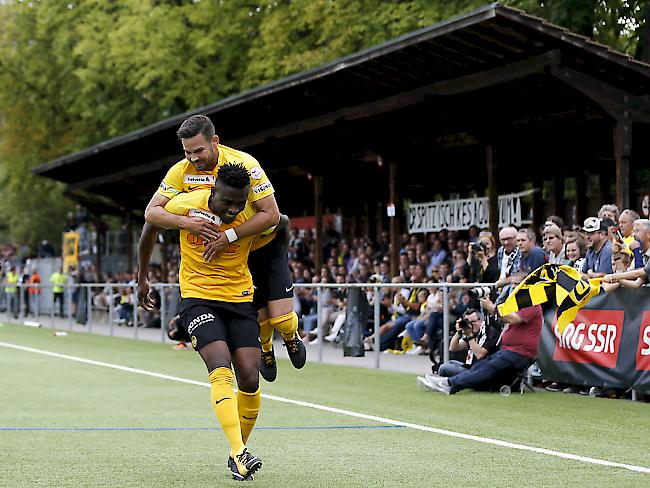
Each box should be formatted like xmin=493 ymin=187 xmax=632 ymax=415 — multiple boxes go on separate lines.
xmin=157 ymin=144 xmax=275 ymax=203
xmin=164 ymin=190 xmax=255 ymax=302
xmin=158 ymin=143 xmax=278 ymax=252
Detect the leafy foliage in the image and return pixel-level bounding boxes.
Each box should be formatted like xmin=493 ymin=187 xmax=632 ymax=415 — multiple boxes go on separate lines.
xmin=0 ymin=0 xmax=648 ymax=251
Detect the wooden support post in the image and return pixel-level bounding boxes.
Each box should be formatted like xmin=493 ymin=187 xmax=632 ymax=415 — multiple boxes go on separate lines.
xmin=552 ymin=176 xmax=566 ymax=223
xmin=486 ymin=145 xmax=499 ymax=237
xmin=376 ymin=202 xmax=383 ymax=244
xmin=126 ymin=212 xmax=133 ymax=273
xmin=531 ymin=174 xmax=543 ymax=231
xmin=389 ymin=162 xmax=399 ymax=278
xmin=614 ymin=120 xmax=632 ymax=211
xmin=575 ymin=173 xmax=587 ymax=227
xmin=314 ymin=176 xmax=323 ymax=272
xmin=94 ymin=216 xmax=102 ymax=278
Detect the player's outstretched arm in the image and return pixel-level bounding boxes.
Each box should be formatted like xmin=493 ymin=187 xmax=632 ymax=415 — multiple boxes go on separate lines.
xmin=137 ymin=222 xmax=160 ymax=311
xmin=145 ymin=192 xmax=220 ymax=241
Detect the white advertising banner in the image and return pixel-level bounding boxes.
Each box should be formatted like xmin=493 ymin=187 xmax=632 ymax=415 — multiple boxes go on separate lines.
xmin=407 ymin=191 xmax=532 ymax=233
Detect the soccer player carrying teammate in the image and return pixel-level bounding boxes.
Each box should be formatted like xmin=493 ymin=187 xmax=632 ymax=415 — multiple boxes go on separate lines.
xmin=138 ymin=114 xmax=305 ymax=382
xmin=140 ymin=163 xmax=263 ymax=481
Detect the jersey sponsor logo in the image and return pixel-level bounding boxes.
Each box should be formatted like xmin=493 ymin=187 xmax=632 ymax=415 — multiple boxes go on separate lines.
xmin=249 ymin=166 xmax=262 ymax=180
xmin=552 ymin=310 xmax=624 ymax=368
xmin=188 ymin=208 xmax=222 ymax=225
xmin=191 ymin=335 xmax=198 ymax=349
xmin=636 ymin=312 xmax=650 ymax=370
xmin=252 ymin=181 xmax=272 ymax=195
xmin=159 ymin=181 xmax=179 ymax=194
xmin=242 ymin=290 xmax=251 ymax=296
xmin=187 ymin=312 xmax=215 ymax=335
xmin=187 ymin=234 xmax=205 ymax=246
xmin=184 ymin=174 xmax=215 ymax=185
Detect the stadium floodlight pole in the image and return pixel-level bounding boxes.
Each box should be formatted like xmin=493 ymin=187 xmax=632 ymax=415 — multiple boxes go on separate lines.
xmin=442 ymin=285 xmax=450 ymax=364
xmin=317 ymin=285 xmax=324 ymax=363
xmin=373 ymin=285 xmax=381 ymax=369
xmin=108 ymin=285 xmax=114 ymax=336
xmin=159 ymin=284 xmax=166 ymax=343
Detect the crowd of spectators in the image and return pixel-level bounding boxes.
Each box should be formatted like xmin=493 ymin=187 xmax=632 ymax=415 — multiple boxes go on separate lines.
xmin=2 ymin=202 xmax=649 ymax=400
xmin=0 ymin=259 xmax=178 ymax=330
xmin=281 ymin=205 xmax=648 ymax=401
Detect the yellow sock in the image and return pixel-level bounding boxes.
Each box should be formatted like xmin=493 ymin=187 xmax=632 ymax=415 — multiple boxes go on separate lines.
xmin=208 ymin=367 xmax=244 ymax=455
xmin=260 ymin=319 xmax=273 ymax=353
xmin=237 ymin=387 xmax=261 ymax=445
xmin=270 ymin=311 xmax=299 ymax=342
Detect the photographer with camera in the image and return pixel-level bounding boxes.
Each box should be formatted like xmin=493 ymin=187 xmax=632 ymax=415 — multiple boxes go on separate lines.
xmin=467 ymin=233 xmax=499 ymax=284
xmin=418 ymin=308 xmax=498 ymax=385
xmin=422 ymin=294 xmax=542 ymax=395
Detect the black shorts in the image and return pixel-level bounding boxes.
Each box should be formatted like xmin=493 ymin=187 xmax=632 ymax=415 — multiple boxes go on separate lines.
xmin=179 ymin=298 xmax=260 ymax=352
xmin=249 ymin=235 xmax=294 ymax=311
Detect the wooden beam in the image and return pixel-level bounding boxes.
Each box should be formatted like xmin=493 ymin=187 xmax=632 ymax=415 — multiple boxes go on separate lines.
xmin=575 ymin=172 xmax=587 ymax=226
xmin=550 ymin=66 xmax=650 ymax=123
xmin=126 ymin=211 xmax=133 ymax=273
xmin=531 ymin=174 xmax=544 ymax=230
xmin=486 ymin=145 xmax=499 ymax=237
xmin=314 ymin=176 xmax=323 ymax=272
xmin=230 ymin=51 xmax=562 ymax=149
xmin=68 ymin=156 xmax=178 ymax=192
xmin=552 ymin=175 xmax=566 ymax=223
xmin=389 ymin=162 xmax=399 ymax=278
xmin=614 ymin=120 xmax=632 ymax=210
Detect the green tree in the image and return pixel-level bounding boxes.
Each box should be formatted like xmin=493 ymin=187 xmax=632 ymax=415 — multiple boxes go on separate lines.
xmin=242 ymin=0 xmax=486 ymax=88
xmin=1 ymin=0 xmax=649 ymax=251
xmin=0 ymin=1 xmax=82 ymax=251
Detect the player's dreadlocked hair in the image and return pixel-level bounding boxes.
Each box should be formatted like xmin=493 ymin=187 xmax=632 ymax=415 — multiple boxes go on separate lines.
xmin=217 ymin=162 xmax=250 ymax=189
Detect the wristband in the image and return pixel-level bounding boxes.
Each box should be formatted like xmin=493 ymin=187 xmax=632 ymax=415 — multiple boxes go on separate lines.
xmin=463 ymin=335 xmax=474 ymax=342
xmin=224 ymin=228 xmax=238 ymax=243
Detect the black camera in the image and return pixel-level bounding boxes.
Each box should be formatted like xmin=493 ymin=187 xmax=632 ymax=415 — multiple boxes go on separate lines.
xmin=469 ymin=241 xmax=487 ymax=253
xmin=468 ymin=286 xmax=492 ymax=299
xmin=458 ymin=318 xmax=471 ymax=330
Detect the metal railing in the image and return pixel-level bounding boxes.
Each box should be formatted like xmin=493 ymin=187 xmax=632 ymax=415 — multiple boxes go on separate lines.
xmin=1 ymin=281 xmax=492 ymax=369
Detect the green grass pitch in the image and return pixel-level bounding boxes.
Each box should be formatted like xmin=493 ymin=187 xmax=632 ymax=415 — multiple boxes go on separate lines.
xmin=0 ymin=322 xmax=648 ymax=487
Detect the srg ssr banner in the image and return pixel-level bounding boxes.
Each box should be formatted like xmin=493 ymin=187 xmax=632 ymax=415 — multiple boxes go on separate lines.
xmin=538 ymin=288 xmax=650 ymax=394
xmin=407 ymin=191 xmax=527 ymax=233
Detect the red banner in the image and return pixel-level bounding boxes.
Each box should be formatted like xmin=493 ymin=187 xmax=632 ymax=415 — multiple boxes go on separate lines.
xmin=552 ymin=310 xmax=624 ymax=368
xmin=636 ymin=312 xmax=650 ymax=371
xmin=538 ymin=288 xmax=650 ymax=394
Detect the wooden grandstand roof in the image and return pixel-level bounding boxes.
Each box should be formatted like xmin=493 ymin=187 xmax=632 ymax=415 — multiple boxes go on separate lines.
xmin=33 ymin=2 xmax=650 ymax=218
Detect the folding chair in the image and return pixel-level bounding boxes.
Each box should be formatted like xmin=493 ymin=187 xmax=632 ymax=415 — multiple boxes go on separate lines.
xmin=499 ymin=357 xmax=537 ymax=397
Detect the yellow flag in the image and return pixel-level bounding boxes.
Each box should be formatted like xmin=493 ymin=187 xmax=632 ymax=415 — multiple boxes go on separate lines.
xmin=497 ymin=264 xmax=601 ymax=333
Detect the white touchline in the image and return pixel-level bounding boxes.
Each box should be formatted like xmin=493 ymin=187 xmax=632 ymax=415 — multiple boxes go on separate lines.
xmin=1 ymin=341 xmax=648 ymax=475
